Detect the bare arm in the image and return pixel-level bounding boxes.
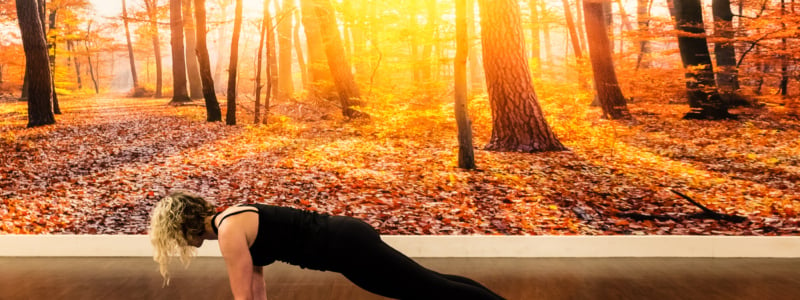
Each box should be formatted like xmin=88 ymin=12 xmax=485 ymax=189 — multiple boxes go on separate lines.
xmin=251 ymin=266 xmax=267 ymax=300
xmin=218 ymin=222 xmax=255 ymax=300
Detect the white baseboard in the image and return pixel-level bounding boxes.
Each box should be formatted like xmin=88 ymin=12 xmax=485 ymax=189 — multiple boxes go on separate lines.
xmin=0 ymin=235 xmax=798 ymax=258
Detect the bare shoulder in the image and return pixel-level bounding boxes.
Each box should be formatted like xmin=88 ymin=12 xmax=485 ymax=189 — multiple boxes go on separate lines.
xmin=215 ymin=205 xmax=259 ymax=246
xmin=220 ymin=205 xmax=259 ymax=216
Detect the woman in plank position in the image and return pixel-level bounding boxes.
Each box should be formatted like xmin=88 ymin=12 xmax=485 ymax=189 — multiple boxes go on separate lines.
xmin=149 ymin=191 xmax=504 ymax=300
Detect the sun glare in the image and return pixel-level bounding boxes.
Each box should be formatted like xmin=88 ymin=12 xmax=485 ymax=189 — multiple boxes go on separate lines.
xmin=242 ymin=0 xmax=267 ymax=9
xmin=89 ymin=0 xmax=269 ymax=18
xmin=89 ymin=0 xmax=120 ymax=17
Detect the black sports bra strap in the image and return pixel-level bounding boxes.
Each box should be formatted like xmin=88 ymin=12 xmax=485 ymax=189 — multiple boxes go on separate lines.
xmin=211 ymin=206 xmax=258 ymax=234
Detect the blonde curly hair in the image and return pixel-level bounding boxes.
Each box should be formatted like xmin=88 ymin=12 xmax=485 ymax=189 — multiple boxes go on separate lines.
xmin=149 ymin=191 xmax=215 ymax=285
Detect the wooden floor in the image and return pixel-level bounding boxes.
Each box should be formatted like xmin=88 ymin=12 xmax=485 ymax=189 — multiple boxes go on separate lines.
xmin=1 ymin=257 xmax=799 ymax=300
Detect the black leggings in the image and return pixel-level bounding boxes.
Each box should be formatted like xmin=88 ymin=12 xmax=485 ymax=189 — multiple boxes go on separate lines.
xmin=324 ymin=216 xmax=505 ymax=300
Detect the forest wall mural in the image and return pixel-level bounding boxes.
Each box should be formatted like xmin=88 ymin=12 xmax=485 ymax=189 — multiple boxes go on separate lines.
xmin=1 ymin=0 xmax=798 ymax=235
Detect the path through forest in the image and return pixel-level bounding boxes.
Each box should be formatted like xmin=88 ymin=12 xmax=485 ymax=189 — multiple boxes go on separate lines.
xmin=1 ymin=95 xmax=799 ymax=235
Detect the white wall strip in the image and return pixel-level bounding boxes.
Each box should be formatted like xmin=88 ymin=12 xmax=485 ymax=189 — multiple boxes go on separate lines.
xmin=0 ymin=235 xmax=798 ymax=258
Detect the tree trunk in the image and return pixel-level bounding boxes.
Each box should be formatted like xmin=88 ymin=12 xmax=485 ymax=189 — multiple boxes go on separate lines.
xmin=47 ymin=8 xmax=60 ymax=115
xmin=603 ymin=1 xmax=613 ymax=53
xmin=313 ymin=0 xmax=366 ymax=119
xmin=750 ymin=0 xmax=768 ymax=96
xmin=38 ymin=0 xmax=45 ymax=39
xmin=575 ymin=0 xmax=587 ymax=54
xmin=584 ymin=0 xmax=630 ymax=120
xmin=255 ymin=0 xmax=268 ymax=124
xmin=712 ymin=0 xmax=739 ymax=98
xmin=539 ymin=0 xmax=552 ymax=66
xmin=183 ymin=0 xmax=203 ymax=99
xmin=561 ymin=0 xmax=583 ymax=60
xmin=293 ymin=9 xmax=308 ymax=89
xmin=68 ymin=41 xmax=83 ymax=89
xmin=367 ymin=0 xmax=382 ymax=85
xmin=19 ymin=0 xmax=46 ymax=102
xmin=737 ymin=0 xmax=745 ymax=70
xmin=636 ymin=0 xmax=652 ymax=69
xmin=779 ymin=0 xmax=789 ymax=97
xmin=17 ymin=0 xmax=55 ymax=127
xmin=226 ymin=0 xmax=243 ymax=125
xmin=410 ymin=0 xmax=421 ymax=82
xmin=529 ymin=0 xmax=541 ymax=74
xmin=213 ymin=1 xmax=232 ymax=93
xmin=299 ymin=0 xmax=333 ymax=99
xmin=611 ymin=0 xmax=636 ymax=54
xmin=236 ymin=25 xmax=251 ymax=99
xmin=589 ymin=0 xmax=615 ymax=107
xmin=85 ymin=40 xmax=99 ymax=94
xmin=122 ymin=0 xmax=141 ymax=95
xmin=467 ymin=0 xmax=483 ymax=94
xmin=421 ymin=0 xmax=437 ymax=82
xmin=346 ymin=1 xmax=367 ymax=81
xmin=561 ymin=0 xmax=586 ymax=88
xmin=146 ymin=52 xmax=150 ymax=82
xmin=20 ymin=69 xmax=30 ymax=100
xmin=478 ymin=0 xmax=565 ymax=152
xmin=85 ymin=22 xmax=99 ymax=94
xmin=193 ymin=0 xmax=222 ymax=122
xmin=614 ymin=0 xmax=634 ymax=31
xmin=170 ymin=0 xmax=191 ymax=103
xmin=278 ymin=0 xmax=294 ymax=100
xmin=342 ymin=5 xmax=352 ymax=61
xmin=144 ymin=0 xmax=163 ymax=98
xmin=265 ymin=0 xmax=277 ymax=124
xmin=455 ymin=0 xmax=476 ymax=169
xmin=668 ymin=0 xmax=732 ymax=119
xmin=755 ymin=45 xmax=766 ymax=95
xmin=110 ymin=49 xmax=115 ymax=87
xmin=95 ymin=51 xmax=101 ymax=89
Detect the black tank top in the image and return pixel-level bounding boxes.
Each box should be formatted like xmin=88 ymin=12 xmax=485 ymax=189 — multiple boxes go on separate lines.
xmin=211 ymin=204 xmax=332 ymax=270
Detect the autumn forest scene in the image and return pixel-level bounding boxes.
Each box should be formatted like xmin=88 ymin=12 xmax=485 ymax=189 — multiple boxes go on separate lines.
xmin=0 ymin=0 xmax=798 ymax=236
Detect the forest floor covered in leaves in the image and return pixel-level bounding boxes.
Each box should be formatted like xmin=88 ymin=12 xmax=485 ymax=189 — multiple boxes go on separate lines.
xmin=1 ymin=93 xmax=799 ymax=235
